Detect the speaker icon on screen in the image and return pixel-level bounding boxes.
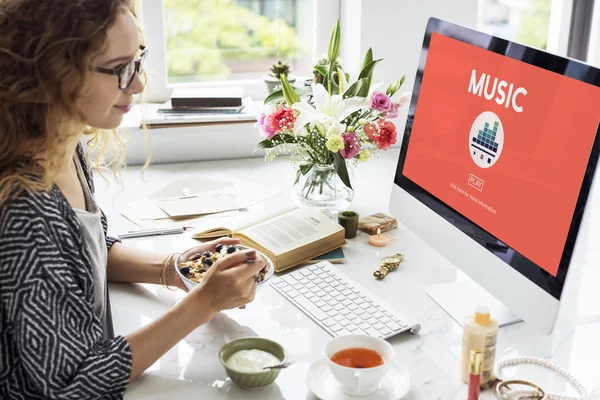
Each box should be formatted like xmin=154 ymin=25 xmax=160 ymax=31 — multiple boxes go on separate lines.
xmin=469 ymin=111 xmax=504 ymax=169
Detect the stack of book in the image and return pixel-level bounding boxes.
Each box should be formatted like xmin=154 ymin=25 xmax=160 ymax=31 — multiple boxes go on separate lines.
xmin=140 ymin=87 xmax=257 ymax=127
xmin=158 ymin=87 xmax=244 ymax=116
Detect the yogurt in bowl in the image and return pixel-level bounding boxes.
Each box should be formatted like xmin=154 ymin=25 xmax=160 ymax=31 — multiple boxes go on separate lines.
xmin=219 ymin=337 xmax=287 ymax=389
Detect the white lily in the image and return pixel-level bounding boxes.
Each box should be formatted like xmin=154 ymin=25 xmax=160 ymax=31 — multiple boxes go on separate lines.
xmin=292 ymin=83 xmax=368 ymax=138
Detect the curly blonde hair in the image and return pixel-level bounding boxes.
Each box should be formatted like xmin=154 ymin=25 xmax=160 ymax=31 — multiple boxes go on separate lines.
xmin=0 ymin=0 xmax=137 ymax=203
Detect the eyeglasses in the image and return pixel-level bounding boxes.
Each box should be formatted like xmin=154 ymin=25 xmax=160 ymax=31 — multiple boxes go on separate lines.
xmin=90 ymin=45 xmax=148 ymax=90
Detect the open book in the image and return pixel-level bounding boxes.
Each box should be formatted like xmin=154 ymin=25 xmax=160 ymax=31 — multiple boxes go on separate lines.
xmin=191 ymin=195 xmax=345 ymax=272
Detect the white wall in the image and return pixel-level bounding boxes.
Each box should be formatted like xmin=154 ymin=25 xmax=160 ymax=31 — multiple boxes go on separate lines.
xmin=588 ymin=1 xmax=600 ymax=68
xmin=340 ymin=0 xmax=479 ymax=93
xmin=124 ymin=0 xmax=479 ymax=165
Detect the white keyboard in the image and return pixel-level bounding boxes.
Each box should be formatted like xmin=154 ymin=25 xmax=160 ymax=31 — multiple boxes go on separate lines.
xmin=270 ymin=261 xmax=421 ymax=339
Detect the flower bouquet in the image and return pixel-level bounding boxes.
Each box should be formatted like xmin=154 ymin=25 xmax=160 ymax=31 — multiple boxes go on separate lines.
xmin=255 ymin=20 xmax=410 ymax=213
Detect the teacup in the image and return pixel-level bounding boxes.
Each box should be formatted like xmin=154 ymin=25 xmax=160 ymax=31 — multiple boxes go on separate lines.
xmin=325 ymin=334 xmax=394 ymax=396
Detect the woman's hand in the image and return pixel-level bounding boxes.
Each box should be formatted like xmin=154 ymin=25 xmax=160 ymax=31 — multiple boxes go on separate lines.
xmin=165 ymin=237 xmax=241 ymax=291
xmin=189 ymin=247 xmax=266 ymax=319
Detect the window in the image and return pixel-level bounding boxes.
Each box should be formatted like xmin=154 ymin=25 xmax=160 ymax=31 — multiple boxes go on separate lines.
xmin=477 ymin=0 xmax=558 ymax=51
xmin=140 ymin=0 xmax=339 ymax=102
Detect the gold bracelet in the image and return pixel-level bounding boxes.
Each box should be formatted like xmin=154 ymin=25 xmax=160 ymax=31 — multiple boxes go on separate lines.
xmin=160 ymin=252 xmax=180 ymax=291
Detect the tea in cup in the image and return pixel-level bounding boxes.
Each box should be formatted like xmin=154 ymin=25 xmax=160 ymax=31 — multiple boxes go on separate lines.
xmin=325 ymin=335 xmax=394 ymax=396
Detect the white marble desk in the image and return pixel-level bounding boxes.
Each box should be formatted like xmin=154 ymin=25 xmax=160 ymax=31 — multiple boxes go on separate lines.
xmin=94 ymin=149 xmax=600 ymax=400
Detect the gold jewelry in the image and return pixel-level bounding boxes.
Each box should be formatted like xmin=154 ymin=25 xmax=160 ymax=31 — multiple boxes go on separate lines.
xmin=160 ymin=252 xmax=180 ymax=291
xmin=373 ymin=253 xmax=404 ymax=279
xmin=496 ymin=380 xmax=547 ymax=399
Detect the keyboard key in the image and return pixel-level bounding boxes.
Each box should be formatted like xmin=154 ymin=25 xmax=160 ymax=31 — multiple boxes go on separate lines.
xmin=293 ymin=283 xmax=304 ymax=290
xmin=372 ymin=311 xmax=384 ymax=319
xmin=333 ymin=304 xmax=345 ymax=311
xmin=351 ymin=316 xmax=363 ymax=325
xmin=380 ymin=327 xmax=392 ymax=336
xmin=374 ymin=322 xmax=386 ymax=331
xmin=341 ymin=299 xmax=352 ymax=306
xmin=380 ymin=317 xmax=391 ymax=324
xmin=281 ymin=275 xmax=298 ymax=285
xmin=324 ymin=277 xmax=335 ymax=283
xmin=308 ymin=265 xmax=320 ymax=272
xmin=322 ymin=294 xmax=333 ymax=302
xmin=299 ymin=278 xmax=311 ymax=285
xmin=365 ymin=328 xmax=381 ymax=338
xmin=327 ymin=309 xmax=338 ymax=317
xmin=324 ymin=287 xmax=336 ymax=294
xmin=330 ymin=324 xmax=343 ymax=332
xmin=333 ymin=314 xmax=345 ymax=321
xmin=341 ymin=289 xmax=352 ymax=296
xmin=315 ymin=300 xmax=326 ymax=308
xmin=347 ymin=293 xmax=358 ymax=300
xmin=347 ymin=324 xmax=359 ymax=332
xmin=321 ymin=305 xmax=333 ymax=313
xmin=292 ymin=296 xmax=328 ymax=321
xmin=366 ymin=307 xmax=378 ymax=314
xmin=355 ymin=309 xmax=366 ymax=316
xmin=366 ymin=317 xmax=378 ymax=325
xmin=337 ymin=329 xmax=352 ymax=336
xmin=335 ymin=294 xmax=346 ymax=302
xmin=339 ymin=308 xmax=351 ymax=316
xmin=298 ymin=288 xmax=309 ymax=295
xmin=332 ymin=282 xmax=344 ymax=289
xmin=360 ymin=303 xmax=371 ymax=310
xmin=286 ymin=290 xmax=300 ymax=298
xmin=299 ymin=269 xmax=312 ymax=276
xmin=304 ymin=291 xmax=317 ymax=299
xmin=358 ymin=322 xmax=370 ymax=331
xmin=340 ymin=319 xmax=352 ymax=327
xmin=322 ymin=318 xmax=337 ymax=327
xmin=348 ymin=304 xmax=359 ymax=311
xmin=315 ymin=291 xmax=327 ymax=298
xmin=386 ymin=321 xmax=401 ymax=331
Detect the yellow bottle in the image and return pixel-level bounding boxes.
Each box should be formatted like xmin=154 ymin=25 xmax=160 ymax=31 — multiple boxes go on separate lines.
xmin=460 ymin=305 xmax=498 ymax=385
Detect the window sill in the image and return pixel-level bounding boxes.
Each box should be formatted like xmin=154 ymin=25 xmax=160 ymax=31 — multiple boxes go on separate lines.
xmin=119 ymin=100 xmax=265 ymax=165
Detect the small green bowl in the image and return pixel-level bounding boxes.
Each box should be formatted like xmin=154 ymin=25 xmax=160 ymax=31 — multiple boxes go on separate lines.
xmin=219 ymin=337 xmax=287 ymax=390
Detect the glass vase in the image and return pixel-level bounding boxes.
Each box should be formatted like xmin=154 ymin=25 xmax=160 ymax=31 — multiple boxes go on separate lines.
xmin=297 ymin=163 xmax=354 ymax=215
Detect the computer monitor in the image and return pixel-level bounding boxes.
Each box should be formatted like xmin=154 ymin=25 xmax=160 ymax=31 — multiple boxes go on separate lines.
xmin=390 ymin=17 xmax=600 ymax=335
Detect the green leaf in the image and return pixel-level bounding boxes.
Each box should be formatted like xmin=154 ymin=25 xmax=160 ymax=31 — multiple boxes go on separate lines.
xmin=333 ymin=152 xmax=352 ymax=190
xmin=255 ymin=140 xmax=277 ymax=149
xmin=358 ymin=58 xmax=383 ymax=89
xmin=280 ymin=74 xmax=300 ymax=106
xmin=294 ymin=163 xmax=314 ymax=185
xmin=313 ymin=65 xmax=328 ymax=77
xmin=361 ymin=48 xmax=373 ymax=72
xmin=264 ymin=86 xmax=312 ymax=106
xmin=343 ymin=77 xmax=369 ymax=99
xmin=327 ymin=20 xmax=341 ymax=62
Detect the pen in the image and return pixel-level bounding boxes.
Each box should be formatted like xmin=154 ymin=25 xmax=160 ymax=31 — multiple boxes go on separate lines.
xmin=118 ymin=227 xmax=184 ymax=239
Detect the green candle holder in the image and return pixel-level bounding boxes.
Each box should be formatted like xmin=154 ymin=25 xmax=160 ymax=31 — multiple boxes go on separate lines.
xmin=338 ymin=211 xmax=359 ymax=239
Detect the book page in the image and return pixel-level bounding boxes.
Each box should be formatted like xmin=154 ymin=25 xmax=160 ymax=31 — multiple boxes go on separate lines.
xmin=237 ymin=207 xmax=344 ymax=256
xmin=192 ymin=192 xmax=297 ymax=238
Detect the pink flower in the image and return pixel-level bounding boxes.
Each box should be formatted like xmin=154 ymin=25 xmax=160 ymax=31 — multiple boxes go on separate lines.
xmin=255 ymin=112 xmax=277 ymax=139
xmin=385 ymin=103 xmax=399 ymax=118
xmin=364 ymin=120 xmax=397 ymax=150
xmin=269 ymin=106 xmax=297 ymax=132
xmin=340 ymin=132 xmax=361 ymax=159
xmin=370 ymin=91 xmax=393 ymax=113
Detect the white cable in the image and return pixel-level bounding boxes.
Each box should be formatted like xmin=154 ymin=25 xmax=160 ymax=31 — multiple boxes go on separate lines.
xmin=494 ymin=357 xmax=588 ymax=400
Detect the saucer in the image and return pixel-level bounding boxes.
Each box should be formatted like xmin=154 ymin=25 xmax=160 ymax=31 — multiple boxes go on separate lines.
xmin=306 ymin=359 xmax=410 ymax=400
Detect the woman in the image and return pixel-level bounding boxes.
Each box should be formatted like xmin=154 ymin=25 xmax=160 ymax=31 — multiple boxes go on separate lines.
xmin=0 ymin=1 xmax=265 ymax=398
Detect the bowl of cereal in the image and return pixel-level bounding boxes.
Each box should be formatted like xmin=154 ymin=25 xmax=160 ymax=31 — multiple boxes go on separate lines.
xmin=219 ymin=337 xmax=287 ymax=389
xmin=175 ymin=244 xmax=274 ymax=292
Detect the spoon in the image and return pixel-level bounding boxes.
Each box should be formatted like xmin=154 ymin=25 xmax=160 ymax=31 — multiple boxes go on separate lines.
xmin=262 ymin=361 xmax=295 ymax=370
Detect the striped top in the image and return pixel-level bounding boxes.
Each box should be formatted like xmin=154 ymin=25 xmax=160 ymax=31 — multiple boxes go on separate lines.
xmin=0 ymin=145 xmax=132 ymax=399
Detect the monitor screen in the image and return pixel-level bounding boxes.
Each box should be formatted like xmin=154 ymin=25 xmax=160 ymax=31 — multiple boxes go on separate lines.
xmin=395 ymin=18 xmax=600 ymax=300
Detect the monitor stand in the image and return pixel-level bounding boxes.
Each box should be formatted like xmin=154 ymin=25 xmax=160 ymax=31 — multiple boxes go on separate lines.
xmin=426 ymin=276 xmax=522 ymax=327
